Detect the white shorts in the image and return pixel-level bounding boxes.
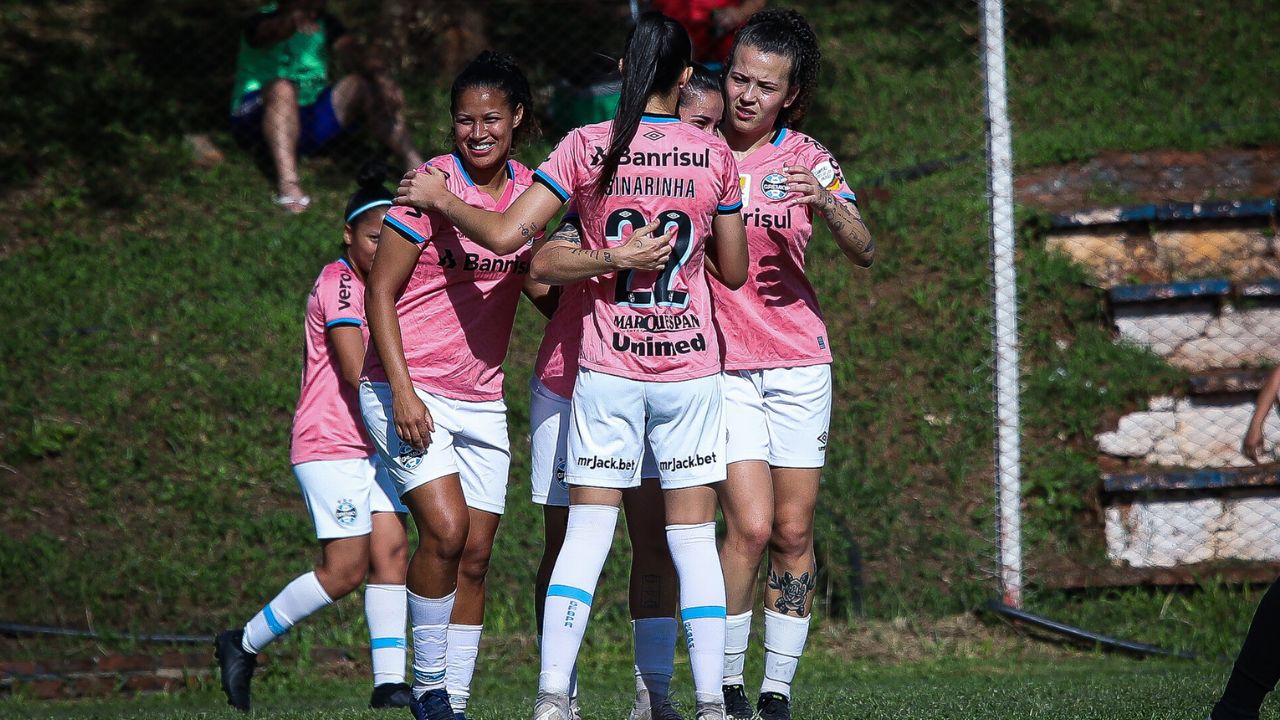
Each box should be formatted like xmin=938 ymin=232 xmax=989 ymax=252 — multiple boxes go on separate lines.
xmin=567 ymin=368 xmax=724 ymax=491
xmin=359 ymin=382 xmax=511 ymax=515
xmin=293 ymin=456 xmax=407 ymax=540
xmin=723 ymin=364 xmax=832 ymax=468
xmin=529 ymin=377 xmax=658 ymax=506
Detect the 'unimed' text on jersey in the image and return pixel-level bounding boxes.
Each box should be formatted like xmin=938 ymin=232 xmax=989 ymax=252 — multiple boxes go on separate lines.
xmin=534 ymin=114 xmax=742 ymax=383
xmin=709 ymin=128 xmax=858 ymax=370
xmin=291 ymin=258 xmax=374 ymax=464
xmin=364 ymin=153 xmax=535 ymax=401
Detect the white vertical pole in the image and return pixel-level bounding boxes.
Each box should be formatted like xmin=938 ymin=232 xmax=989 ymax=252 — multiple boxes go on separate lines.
xmin=981 ymin=0 xmax=1023 ymax=608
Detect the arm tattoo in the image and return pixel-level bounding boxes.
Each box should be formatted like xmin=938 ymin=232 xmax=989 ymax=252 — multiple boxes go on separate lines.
xmin=549 ymin=221 xmax=581 ymax=246
xmin=767 ymin=561 xmax=817 ymax=615
xmin=820 ymin=193 xmax=873 ymax=255
xmin=518 ymin=221 xmax=542 ymax=239
xmin=568 ymin=246 xmax=613 ymax=267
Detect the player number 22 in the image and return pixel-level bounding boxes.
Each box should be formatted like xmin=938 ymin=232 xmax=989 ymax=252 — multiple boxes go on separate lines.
xmin=606 ymin=208 xmax=694 ymax=308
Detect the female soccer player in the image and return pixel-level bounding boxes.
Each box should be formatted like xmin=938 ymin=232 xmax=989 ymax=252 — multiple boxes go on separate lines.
xmin=394 ymin=14 xmax=748 ymax=720
xmin=709 ymin=10 xmax=874 ymax=720
xmin=215 ymin=168 xmax=411 ymax=713
xmin=360 ymin=52 xmax=553 ymax=720
xmin=526 ymin=68 xmax=730 ymax=720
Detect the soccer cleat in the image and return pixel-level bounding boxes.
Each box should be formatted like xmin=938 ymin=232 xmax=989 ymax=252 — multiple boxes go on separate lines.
xmin=651 ymin=700 xmax=687 ymax=720
xmin=410 ymin=688 xmax=456 ymax=720
xmin=695 ymin=700 xmax=728 ymax=720
xmin=532 ymin=691 xmax=573 ymax=720
xmin=570 ymin=697 xmax=583 ymax=720
xmin=755 ymin=692 xmax=791 ymax=720
xmin=369 ymin=682 xmax=414 ymax=709
xmin=214 ymin=629 xmax=257 ymax=712
xmin=722 ymin=685 xmax=753 ymax=720
xmin=453 ymin=713 xmax=468 ymax=720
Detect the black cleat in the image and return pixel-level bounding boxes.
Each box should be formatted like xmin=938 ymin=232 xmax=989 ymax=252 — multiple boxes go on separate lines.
xmin=214 ymin=629 xmax=257 ymax=712
xmin=370 ymin=682 xmax=415 ymax=709
xmin=722 ymin=684 xmax=753 ymax=720
xmin=755 ymin=692 xmax=791 ymax=720
xmin=410 ymin=688 xmax=456 ymax=720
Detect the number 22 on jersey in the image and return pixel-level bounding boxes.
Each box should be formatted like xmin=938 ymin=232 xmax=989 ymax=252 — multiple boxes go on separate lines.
xmin=606 ymin=208 xmax=694 ymax=309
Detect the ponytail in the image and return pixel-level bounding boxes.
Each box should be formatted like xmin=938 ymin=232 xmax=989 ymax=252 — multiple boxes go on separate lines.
xmin=594 ymin=11 xmax=691 ymax=194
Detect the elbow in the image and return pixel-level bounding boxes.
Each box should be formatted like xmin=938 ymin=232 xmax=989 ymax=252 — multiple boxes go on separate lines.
xmin=529 ymin=256 xmax=556 ymax=285
xmin=721 ymin=269 xmax=748 ymax=290
xmin=343 ymin=371 xmax=363 ymax=392
xmin=852 ymin=253 xmax=874 ymax=269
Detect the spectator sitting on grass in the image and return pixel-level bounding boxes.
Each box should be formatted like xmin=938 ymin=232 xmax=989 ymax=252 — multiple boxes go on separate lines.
xmin=230 ymin=0 xmax=424 ymax=213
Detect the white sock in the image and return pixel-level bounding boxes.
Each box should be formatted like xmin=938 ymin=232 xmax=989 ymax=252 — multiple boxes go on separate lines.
xmin=241 ymin=571 xmax=332 ymax=654
xmin=446 ymin=623 xmax=483 ymax=712
xmin=667 ymin=523 xmax=727 ymax=706
xmin=633 ymin=617 xmax=677 ymax=707
xmin=759 ymin=608 xmax=811 ymax=699
xmin=723 ymin=611 xmax=752 ymax=686
xmin=538 ymin=504 xmax=620 ymax=695
xmin=365 ymin=583 xmax=407 ymax=686
xmin=538 ymin=634 xmax=579 ymax=699
xmin=408 ymin=590 xmax=455 ymax=699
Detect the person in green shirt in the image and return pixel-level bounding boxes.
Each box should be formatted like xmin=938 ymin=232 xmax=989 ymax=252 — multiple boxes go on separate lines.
xmin=230 ymin=0 xmax=423 ymax=213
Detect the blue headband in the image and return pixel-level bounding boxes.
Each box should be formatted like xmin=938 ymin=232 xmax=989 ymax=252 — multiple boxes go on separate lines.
xmin=345 ymin=199 xmax=393 ymax=223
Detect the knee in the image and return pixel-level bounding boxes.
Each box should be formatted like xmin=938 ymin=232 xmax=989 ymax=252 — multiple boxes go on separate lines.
xmin=770 ymin=518 xmax=813 ymax=559
xmin=319 ymin=560 xmax=368 ymax=599
xmin=419 ymin=516 xmax=469 ymax=561
xmin=725 ymin=516 xmax=772 ymax=559
xmin=262 ymin=78 xmax=298 ymax=103
xmin=458 ymin=544 xmax=493 ymax=586
xmin=374 ymin=537 xmax=409 ymax=577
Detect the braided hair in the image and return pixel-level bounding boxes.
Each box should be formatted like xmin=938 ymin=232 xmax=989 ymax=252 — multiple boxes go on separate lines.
xmin=728 ymin=9 xmax=821 ymax=130
xmin=450 ymin=50 xmax=540 ymax=146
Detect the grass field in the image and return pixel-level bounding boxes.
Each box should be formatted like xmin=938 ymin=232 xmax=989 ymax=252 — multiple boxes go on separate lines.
xmin=2 ymin=0 xmax=1280 ymax=683
xmin=2 ymin=648 xmax=1271 ymax=720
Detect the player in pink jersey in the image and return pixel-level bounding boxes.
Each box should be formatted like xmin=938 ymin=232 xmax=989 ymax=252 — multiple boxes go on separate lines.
xmin=526 ymin=70 xmax=728 ymax=720
xmin=708 ymin=11 xmax=874 ymax=720
xmin=215 ymin=168 xmax=412 ymax=714
xmin=359 ymin=53 xmax=556 ymax=720
xmin=393 ymin=14 xmax=747 ymax=720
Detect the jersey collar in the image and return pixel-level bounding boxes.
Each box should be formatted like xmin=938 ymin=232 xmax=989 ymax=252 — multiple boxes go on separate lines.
xmin=640 ymin=113 xmax=681 ymax=123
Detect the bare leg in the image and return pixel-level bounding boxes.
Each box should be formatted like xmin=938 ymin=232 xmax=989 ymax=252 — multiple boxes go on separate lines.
xmin=330 ymin=73 xmax=423 ymax=170
xmin=764 ymin=469 xmax=821 ymax=616
xmin=260 ymin=79 xmax=306 ymax=211
xmin=536 ymin=505 xmax=570 ymax=635
xmin=367 ymin=511 xmax=409 ymax=585
xmin=716 ymin=460 xmax=774 ymax=614
xmin=313 ymin=534 xmax=372 ymax=599
xmin=401 ymin=474 xmax=470 ymax=597
xmin=452 ymin=508 xmax=502 ymax=625
xmin=624 ymin=478 xmax=679 ymax=619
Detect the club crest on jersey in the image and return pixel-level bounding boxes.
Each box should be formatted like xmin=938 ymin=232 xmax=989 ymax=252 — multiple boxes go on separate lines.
xmin=761 ymin=172 xmax=789 ymax=201
xmin=335 ymin=498 xmax=358 ymax=525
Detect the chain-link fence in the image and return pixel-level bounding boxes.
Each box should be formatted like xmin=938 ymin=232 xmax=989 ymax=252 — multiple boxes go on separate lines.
xmin=3 ymin=0 xmax=1279 ymax=660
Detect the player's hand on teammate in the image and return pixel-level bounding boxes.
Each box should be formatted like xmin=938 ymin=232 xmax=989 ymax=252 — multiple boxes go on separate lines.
xmin=393 ymin=389 xmax=435 ymax=450
xmin=394 ymin=166 xmax=450 ymax=212
xmin=612 ymin=219 xmax=673 ymax=272
xmin=782 ymin=164 xmax=830 ymax=209
xmin=1243 ymin=424 xmax=1266 ymax=464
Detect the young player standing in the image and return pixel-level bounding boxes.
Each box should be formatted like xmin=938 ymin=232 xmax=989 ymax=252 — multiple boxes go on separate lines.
xmin=392 ymin=14 xmax=748 ymax=720
xmin=526 ymin=65 xmax=729 ymax=720
xmin=215 ymin=169 xmax=412 ymax=712
xmin=708 ymin=10 xmax=874 ymax=720
xmin=360 ymin=52 xmax=551 ymax=720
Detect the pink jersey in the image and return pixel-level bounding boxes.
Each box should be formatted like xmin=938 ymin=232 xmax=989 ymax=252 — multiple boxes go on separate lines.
xmin=709 ymin=128 xmax=858 ymax=370
xmin=290 ymin=258 xmax=374 ymax=464
xmin=535 ymin=114 xmax=742 ymax=382
xmin=363 ymin=153 xmax=535 ymax=401
xmin=535 ymin=280 xmax=584 ymax=398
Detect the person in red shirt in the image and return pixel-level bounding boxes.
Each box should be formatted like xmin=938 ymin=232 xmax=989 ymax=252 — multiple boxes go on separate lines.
xmin=647 ymin=0 xmax=766 ymax=66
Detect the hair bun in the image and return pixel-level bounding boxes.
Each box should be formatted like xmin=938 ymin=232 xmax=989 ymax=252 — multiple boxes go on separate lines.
xmin=474 ymin=50 xmax=519 ymax=73
xmin=356 ymin=160 xmax=390 ymax=190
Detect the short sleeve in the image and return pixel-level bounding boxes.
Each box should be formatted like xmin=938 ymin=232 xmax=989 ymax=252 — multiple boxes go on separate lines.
xmin=804 ymin=140 xmax=858 ymax=206
xmin=383 ymin=204 xmax=441 ymax=245
xmin=716 ymin=148 xmax=743 ymax=214
xmin=534 ymin=130 xmax=584 ymax=204
xmin=317 ymin=269 xmax=364 ymax=330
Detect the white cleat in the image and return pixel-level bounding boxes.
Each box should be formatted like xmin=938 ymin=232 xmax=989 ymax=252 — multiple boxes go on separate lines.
xmin=570 ymin=697 xmax=583 ymax=720
xmin=533 ymin=691 xmax=573 ymax=720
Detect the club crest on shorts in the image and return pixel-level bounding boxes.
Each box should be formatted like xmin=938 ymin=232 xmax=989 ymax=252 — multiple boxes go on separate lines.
xmin=761 ymin=172 xmax=788 ymax=201
xmin=555 ymin=457 xmax=567 ymax=490
xmin=335 ymin=498 xmax=358 ymax=525
xmin=398 ymin=441 xmax=426 ymax=470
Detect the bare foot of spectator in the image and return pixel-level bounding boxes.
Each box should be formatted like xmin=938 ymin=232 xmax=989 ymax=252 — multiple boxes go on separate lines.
xmin=274 ymin=178 xmax=311 ymax=214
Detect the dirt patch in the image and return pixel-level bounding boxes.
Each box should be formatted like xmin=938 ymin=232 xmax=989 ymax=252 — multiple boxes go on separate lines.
xmin=1017 ymin=147 xmax=1280 ymax=214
